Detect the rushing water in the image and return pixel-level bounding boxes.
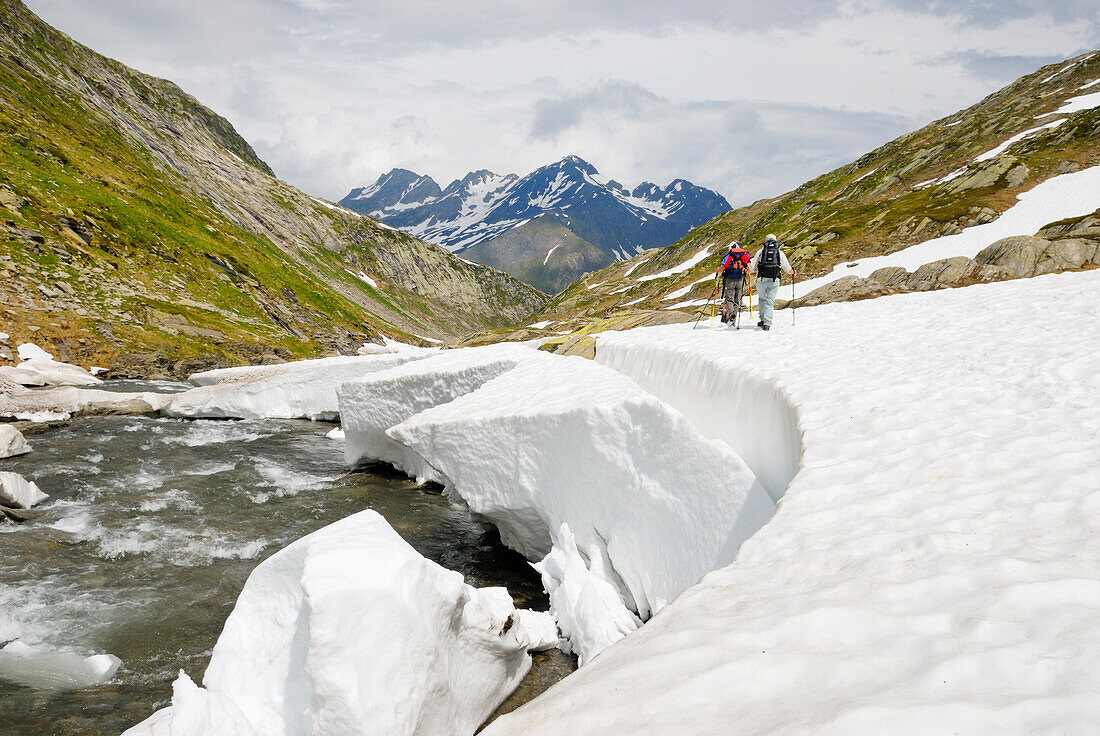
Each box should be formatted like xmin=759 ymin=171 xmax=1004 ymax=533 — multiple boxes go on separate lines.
xmin=0 ymin=398 xmax=569 ymax=735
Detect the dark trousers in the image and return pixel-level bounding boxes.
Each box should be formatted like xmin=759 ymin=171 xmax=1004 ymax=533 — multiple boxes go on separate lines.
xmin=722 ymin=276 xmax=745 ymax=321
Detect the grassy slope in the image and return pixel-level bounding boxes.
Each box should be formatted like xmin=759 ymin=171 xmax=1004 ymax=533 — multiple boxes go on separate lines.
xmin=461 ymin=215 xmax=614 ymax=294
xmin=0 ymin=0 xmax=545 ymax=372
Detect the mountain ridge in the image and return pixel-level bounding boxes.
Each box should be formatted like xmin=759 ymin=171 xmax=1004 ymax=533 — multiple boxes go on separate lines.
xmin=339 ymin=156 xmax=731 ymax=292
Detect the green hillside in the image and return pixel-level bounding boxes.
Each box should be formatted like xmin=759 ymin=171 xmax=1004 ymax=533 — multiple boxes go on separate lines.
xmin=0 ymin=0 xmax=545 ymax=375
xmin=461 ymin=215 xmax=615 ymax=294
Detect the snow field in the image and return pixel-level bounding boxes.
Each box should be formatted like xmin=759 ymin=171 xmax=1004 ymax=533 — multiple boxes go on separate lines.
xmin=337 ymin=343 xmax=542 ymax=480
xmin=797 ymin=163 xmax=1100 ymax=296
xmin=122 ymin=510 xmax=556 ymax=736
xmin=167 ymin=353 xmax=432 ymax=421
xmin=386 ymin=356 xmax=776 ymax=663
xmin=485 ymin=270 xmax=1100 ymax=734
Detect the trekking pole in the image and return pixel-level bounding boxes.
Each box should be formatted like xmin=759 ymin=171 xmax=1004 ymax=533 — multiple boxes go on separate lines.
xmin=791 ymin=271 xmax=797 ymax=326
xmin=711 ymin=275 xmax=721 ymax=328
xmin=692 ymin=275 xmax=720 ymax=330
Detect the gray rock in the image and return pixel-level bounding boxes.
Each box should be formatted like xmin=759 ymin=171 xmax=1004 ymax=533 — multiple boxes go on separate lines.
xmin=905 ymin=257 xmax=977 ymax=291
xmin=974 ymin=236 xmax=1052 ymax=277
xmin=1037 ymin=238 xmax=1100 ymax=274
xmin=867 ymin=266 xmax=910 ymax=289
xmin=795 ymin=275 xmax=896 ymax=308
xmin=76 ymin=398 xmax=158 ymax=417
xmin=1005 ymin=164 xmax=1030 ymax=188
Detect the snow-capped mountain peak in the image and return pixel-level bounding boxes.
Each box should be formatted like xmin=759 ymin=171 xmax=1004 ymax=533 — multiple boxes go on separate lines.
xmin=339 ymin=156 xmax=731 ymax=258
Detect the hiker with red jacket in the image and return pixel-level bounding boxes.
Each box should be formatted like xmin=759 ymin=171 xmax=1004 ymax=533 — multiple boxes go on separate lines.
xmin=715 ymin=241 xmax=751 ymax=325
xmin=750 ymin=234 xmax=795 ymax=331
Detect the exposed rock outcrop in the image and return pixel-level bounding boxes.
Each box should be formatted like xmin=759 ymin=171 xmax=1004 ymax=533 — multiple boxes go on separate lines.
xmin=793 ymin=235 xmax=1100 ymax=308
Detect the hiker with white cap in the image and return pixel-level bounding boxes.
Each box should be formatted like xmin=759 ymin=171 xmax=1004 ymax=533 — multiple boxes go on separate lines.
xmin=749 ymin=234 xmax=794 ymax=331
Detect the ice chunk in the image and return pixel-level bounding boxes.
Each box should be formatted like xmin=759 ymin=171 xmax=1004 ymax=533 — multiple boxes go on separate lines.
xmin=388 ymin=356 xmax=775 ymax=660
xmin=0 ymin=640 xmax=120 ymax=690
xmin=167 ymin=353 xmax=432 ymax=421
xmin=0 ymin=471 xmax=49 ymax=508
xmin=535 ymin=524 xmax=641 ymax=665
xmin=119 ymin=706 xmax=172 ymax=736
xmin=324 ymin=426 xmax=344 ymax=440
xmin=130 ymin=510 xmax=548 ymax=736
xmin=337 ymin=343 xmax=540 ymax=478
xmin=0 ymin=424 xmax=31 ymax=459
xmin=1 ymin=358 xmax=101 ymax=387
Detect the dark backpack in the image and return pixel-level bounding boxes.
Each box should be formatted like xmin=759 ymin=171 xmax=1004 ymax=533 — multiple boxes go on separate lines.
xmin=721 ymin=248 xmax=749 ymax=279
xmin=758 ymin=241 xmax=782 ymax=279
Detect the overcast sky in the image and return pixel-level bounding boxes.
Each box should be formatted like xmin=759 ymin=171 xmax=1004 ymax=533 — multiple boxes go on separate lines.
xmin=23 ymin=0 xmax=1100 ymax=205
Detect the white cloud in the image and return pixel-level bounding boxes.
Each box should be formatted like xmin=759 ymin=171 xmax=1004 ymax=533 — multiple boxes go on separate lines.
xmin=21 ymin=0 xmax=1100 ymax=205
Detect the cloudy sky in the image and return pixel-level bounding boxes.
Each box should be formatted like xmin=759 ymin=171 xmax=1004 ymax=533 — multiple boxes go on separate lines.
xmin=24 ymin=1 xmax=1100 ymax=206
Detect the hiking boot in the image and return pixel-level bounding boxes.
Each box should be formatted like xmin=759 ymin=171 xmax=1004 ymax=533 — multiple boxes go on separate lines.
xmin=720 ymin=312 xmax=728 ymax=323
xmin=757 ymin=321 xmax=764 ymax=328
xmin=761 ymin=324 xmax=770 ymax=331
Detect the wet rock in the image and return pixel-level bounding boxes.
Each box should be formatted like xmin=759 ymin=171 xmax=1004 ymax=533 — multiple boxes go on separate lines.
xmin=0 ymin=424 xmax=32 ymax=458
xmin=172 ymin=355 xmax=230 ymax=377
xmin=77 ymin=398 xmax=158 ymax=417
xmin=108 ymin=351 xmax=173 ymax=380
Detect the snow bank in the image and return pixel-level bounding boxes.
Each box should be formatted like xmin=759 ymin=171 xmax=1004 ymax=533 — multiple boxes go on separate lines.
xmin=0 ymin=424 xmax=31 ymax=459
xmin=0 ymin=471 xmax=49 ymax=508
xmin=0 ymin=380 xmax=172 ymax=421
xmin=797 ymin=164 xmax=1100 ymax=295
xmin=168 ymin=353 xmax=432 ymax=421
xmin=0 ymin=640 xmax=120 ymax=690
xmin=485 ymin=270 xmax=1100 ymax=734
xmin=0 ymin=343 xmax=102 ymax=387
xmin=388 ymin=356 xmax=775 ymax=662
xmin=337 ymin=343 xmax=540 ymax=478
xmin=594 ymin=335 xmax=800 ymax=503
xmin=124 ymin=510 xmax=554 ymax=736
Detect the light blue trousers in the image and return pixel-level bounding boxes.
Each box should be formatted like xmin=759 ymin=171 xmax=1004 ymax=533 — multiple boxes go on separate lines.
xmin=758 ymin=277 xmax=781 ymax=326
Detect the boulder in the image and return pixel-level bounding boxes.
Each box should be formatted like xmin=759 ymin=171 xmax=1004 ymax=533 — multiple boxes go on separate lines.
xmin=1036 ymin=238 xmax=1100 ymax=275
xmin=794 ymin=275 xmax=895 ymax=308
xmin=0 ymin=471 xmax=48 ymax=509
xmin=0 ymin=425 xmax=31 ymax=458
xmin=974 ymin=236 xmax=1053 ymax=277
xmin=867 ymin=266 xmax=910 ymax=289
xmin=905 ymin=256 xmax=977 ymax=291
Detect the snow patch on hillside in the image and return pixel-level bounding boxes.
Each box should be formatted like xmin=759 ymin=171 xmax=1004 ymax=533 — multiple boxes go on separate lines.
xmin=800 ymin=164 xmax=1100 ymax=294
xmin=636 ymin=244 xmax=714 ymax=282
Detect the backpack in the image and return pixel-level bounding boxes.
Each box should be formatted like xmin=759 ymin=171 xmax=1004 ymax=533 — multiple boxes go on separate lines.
xmin=757 ymin=241 xmax=782 ymax=279
xmin=721 ymin=248 xmax=749 ymax=279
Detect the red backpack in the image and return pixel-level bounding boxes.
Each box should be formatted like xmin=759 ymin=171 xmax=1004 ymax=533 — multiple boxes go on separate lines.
xmin=721 ymin=247 xmax=750 ymax=277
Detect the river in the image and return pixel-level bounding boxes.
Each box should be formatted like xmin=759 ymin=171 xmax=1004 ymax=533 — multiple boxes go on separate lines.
xmin=0 ymin=383 xmax=569 ymax=735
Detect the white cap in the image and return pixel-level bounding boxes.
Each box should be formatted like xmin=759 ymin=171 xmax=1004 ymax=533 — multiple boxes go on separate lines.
xmin=765 ymin=234 xmax=777 ymax=243
xmin=729 ymin=240 xmax=740 ymax=248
